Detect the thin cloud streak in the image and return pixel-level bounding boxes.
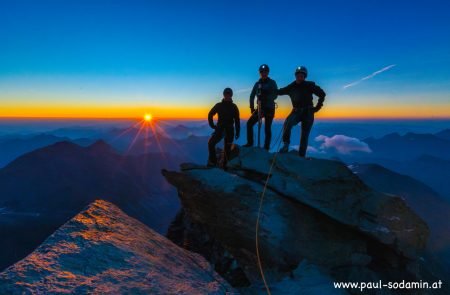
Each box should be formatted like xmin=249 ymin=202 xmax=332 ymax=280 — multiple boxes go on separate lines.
xmin=343 ymin=64 xmax=396 ymax=89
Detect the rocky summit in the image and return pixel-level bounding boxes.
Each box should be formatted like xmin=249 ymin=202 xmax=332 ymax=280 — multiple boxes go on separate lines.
xmin=0 ymin=200 xmax=234 ymax=294
xmin=163 ymin=146 xmax=448 ymax=294
xmin=0 ymin=146 xmax=446 ymax=294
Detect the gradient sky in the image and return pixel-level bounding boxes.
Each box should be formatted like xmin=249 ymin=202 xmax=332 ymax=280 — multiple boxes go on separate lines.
xmin=1 ymin=0 xmax=449 ymax=119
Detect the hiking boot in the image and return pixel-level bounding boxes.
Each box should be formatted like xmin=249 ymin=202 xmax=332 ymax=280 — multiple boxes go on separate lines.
xmin=243 ymin=142 xmax=253 ymax=148
xmin=279 ymin=143 xmax=289 ymax=153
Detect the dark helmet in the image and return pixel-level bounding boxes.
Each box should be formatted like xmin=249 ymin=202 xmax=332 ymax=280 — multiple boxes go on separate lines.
xmin=259 ymin=64 xmax=270 ymax=73
xmin=295 ymin=66 xmax=308 ymax=78
xmin=223 ymin=87 xmax=233 ymax=96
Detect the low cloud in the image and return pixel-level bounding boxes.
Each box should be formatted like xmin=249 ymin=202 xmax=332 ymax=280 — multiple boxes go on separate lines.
xmin=343 ymin=64 xmax=396 ymax=89
xmin=315 ymin=135 xmax=372 ymax=154
xmin=288 ymin=145 xmax=326 ymax=154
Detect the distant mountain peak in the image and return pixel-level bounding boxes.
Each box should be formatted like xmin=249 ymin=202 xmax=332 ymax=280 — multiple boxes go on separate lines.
xmin=174 ymin=124 xmax=189 ymax=129
xmin=47 ymin=140 xmax=82 ymax=150
xmin=87 ymin=139 xmax=116 ymax=154
xmin=31 ymin=133 xmax=63 ymax=140
xmin=382 ymin=132 xmax=401 ymax=139
xmin=152 ymin=131 xmax=170 ymax=139
xmin=435 ymin=128 xmax=450 ymax=141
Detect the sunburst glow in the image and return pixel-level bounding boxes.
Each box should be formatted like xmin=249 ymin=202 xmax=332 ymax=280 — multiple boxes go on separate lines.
xmin=144 ymin=113 xmax=152 ymax=122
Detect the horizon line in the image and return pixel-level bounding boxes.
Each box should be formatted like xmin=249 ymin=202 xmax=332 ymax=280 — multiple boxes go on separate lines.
xmin=1 ymin=116 xmax=450 ymax=121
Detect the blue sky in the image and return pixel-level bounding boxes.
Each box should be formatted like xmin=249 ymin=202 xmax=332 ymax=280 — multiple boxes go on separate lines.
xmin=1 ymin=0 xmax=449 ymax=118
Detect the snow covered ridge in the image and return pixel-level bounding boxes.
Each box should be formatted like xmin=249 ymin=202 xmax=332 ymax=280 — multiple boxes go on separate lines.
xmin=0 ymin=200 xmax=235 ymax=294
xmin=163 ymin=146 xmax=449 ymax=294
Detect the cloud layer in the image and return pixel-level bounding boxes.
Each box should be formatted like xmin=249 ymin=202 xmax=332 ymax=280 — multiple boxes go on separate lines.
xmin=314 ymin=135 xmax=372 ymax=154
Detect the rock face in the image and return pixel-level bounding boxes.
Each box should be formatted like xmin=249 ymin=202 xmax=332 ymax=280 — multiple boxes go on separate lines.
xmin=0 ymin=200 xmax=234 ymax=294
xmin=229 ymin=147 xmax=429 ymax=258
xmin=163 ymin=147 xmax=447 ymax=294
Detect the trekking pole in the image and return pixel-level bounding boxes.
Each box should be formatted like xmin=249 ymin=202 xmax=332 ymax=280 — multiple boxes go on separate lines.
xmin=257 ymin=82 xmax=262 ymax=148
xmin=257 ymin=100 xmax=262 ymax=148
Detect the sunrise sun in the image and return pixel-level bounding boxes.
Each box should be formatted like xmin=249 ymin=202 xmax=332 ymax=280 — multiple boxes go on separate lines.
xmin=144 ymin=113 xmax=152 ymax=122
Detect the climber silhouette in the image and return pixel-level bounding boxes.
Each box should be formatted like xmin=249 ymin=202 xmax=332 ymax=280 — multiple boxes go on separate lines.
xmin=278 ymin=66 xmax=326 ymax=157
xmin=243 ymin=64 xmax=278 ymax=150
xmin=207 ymin=88 xmax=240 ymax=169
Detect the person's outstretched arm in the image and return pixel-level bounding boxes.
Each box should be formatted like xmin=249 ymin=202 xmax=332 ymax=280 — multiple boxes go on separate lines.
xmin=208 ymin=104 xmax=218 ymax=129
xmin=277 ymin=83 xmax=291 ymax=96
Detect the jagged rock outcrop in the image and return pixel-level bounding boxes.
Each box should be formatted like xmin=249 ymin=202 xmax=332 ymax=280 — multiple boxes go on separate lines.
xmin=0 ymin=200 xmax=234 ymax=294
xmin=163 ymin=147 xmax=444 ymax=294
xmin=228 ymin=147 xmax=428 ymax=258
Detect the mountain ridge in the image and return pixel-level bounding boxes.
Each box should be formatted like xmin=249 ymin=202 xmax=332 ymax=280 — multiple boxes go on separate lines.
xmin=0 ymin=200 xmax=234 ymax=294
xmin=0 ymin=140 xmax=180 ymax=271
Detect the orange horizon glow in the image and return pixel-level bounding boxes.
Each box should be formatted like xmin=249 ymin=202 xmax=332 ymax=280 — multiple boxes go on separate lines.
xmin=0 ymin=103 xmax=449 ymax=120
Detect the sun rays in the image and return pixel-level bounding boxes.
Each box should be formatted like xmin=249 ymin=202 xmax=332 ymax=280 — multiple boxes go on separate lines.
xmin=109 ymin=115 xmax=187 ymax=164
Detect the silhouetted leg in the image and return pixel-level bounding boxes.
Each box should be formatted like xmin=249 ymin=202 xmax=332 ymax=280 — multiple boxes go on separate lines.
xmin=223 ymin=126 xmax=234 ymax=168
xmin=264 ymin=109 xmax=275 ymax=150
xmin=282 ymin=110 xmax=301 ymax=144
xmin=208 ymin=128 xmax=224 ymax=164
xmin=299 ymin=109 xmax=315 ymax=157
xmin=246 ymin=111 xmax=259 ymax=145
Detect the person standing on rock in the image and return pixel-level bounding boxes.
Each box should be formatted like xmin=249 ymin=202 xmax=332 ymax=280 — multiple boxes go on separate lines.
xmin=243 ymin=64 xmax=278 ymax=150
xmin=278 ymin=66 xmax=326 ymax=157
xmin=207 ymin=87 xmax=240 ymax=168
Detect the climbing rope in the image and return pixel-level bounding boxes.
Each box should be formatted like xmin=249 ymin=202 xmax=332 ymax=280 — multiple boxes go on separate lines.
xmin=255 ymin=122 xmax=286 ymax=295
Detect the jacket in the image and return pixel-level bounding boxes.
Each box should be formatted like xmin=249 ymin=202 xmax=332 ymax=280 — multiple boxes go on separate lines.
xmin=278 ymin=81 xmax=326 ymax=109
xmin=249 ymin=78 xmax=278 ymax=110
xmin=208 ymin=99 xmax=240 ymax=135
